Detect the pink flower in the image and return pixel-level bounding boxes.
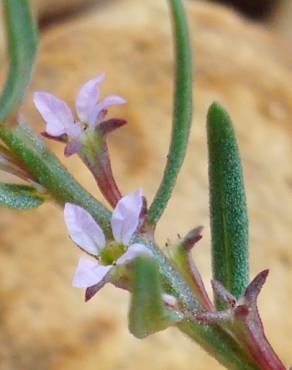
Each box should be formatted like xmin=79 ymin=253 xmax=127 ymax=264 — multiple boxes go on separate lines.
xmin=33 ymin=74 xmax=126 ymax=140
xmin=64 ymin=189 xmax=150 ymax=300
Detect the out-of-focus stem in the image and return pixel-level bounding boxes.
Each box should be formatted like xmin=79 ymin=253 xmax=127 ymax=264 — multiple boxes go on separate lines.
xmin=0 ymin=0 xmax=37 ymax=121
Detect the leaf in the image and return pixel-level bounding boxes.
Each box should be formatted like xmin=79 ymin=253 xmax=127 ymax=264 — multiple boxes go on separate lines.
xmin=148 ymin=0 xmax=192 ymax=224
xmin=129 ymin=255 xmax=182 ymax=339
xmin=167 ymin=228 xmax=213 ymax=310
xmin=0 ymin=183 xmax=45 ymax=209
xmin=207 ymin=102 xmax=249 ymax=303
xmin=0 ymin=0 xmax=38 ymax=121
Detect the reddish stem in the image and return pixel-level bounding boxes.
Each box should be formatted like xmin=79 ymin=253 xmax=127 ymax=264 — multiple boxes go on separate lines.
xmin=81 ymin=139 xmax=121 ymax=208
xmin=79 ymin=119 xmax=126 ymax=208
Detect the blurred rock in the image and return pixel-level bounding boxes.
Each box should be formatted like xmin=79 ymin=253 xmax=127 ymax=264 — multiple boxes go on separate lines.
xmin=31 ymin=0 xmax=99 ymax=23
xmin=0 ymin=0 xmax=99 ymax=46
xmin=208 ymin=0 xmax=278 ymax=19
xmin=269 ymin=0 xmax=292 ymax=40
xmin=0 ymin=1 xmax=292 ymax=370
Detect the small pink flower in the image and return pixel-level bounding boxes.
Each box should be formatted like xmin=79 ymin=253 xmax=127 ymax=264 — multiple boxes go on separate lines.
xmin=64 ymin=189 xmax=150 ymax=300
xmin=33 ymin=74 xmax=126 ymax=141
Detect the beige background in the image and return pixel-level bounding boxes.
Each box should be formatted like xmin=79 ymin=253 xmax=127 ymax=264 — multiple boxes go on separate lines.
xmin=0 ymin=1 xmax=291 ymax=369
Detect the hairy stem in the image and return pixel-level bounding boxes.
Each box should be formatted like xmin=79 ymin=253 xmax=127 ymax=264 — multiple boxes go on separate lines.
xmin=0 ymin=0 xmax=37 ymax=121
xmin=0 ymin=121 xmax=259 ymax=369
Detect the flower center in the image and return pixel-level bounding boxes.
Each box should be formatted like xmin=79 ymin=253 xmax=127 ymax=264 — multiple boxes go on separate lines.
xmin=100 ymin=242 xmax=126 ymax=265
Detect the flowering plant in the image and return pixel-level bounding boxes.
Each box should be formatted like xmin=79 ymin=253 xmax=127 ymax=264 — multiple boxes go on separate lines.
xmin=0 ymin=0 xmax=289 ymax=369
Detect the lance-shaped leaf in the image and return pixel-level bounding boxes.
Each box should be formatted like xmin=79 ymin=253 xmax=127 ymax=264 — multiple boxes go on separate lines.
xmin=207 ymin=102 xmax=249 ymax=303
xmin=0 ymin=0 xmax=38 ymax=121
xmin=148 ymin=0 xmax=192 ymax=224
xmin=167 ymin=227 xmax=213 ymax=311
xmin=129 ymin=255 xmax=183 ymax=339
xmin=0 ymin=183 xmax=45 ymax=209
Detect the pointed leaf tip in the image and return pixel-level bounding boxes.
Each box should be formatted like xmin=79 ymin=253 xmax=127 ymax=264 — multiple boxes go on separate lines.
xmin=182 ymin=226 xmax=203 ymax=250
xmin=244 ymin=269 xmax=269 ymax=303
xmin=211 ymin=279 xmax=236 ymax=308
xmin=167 ymin=229 xmax=213 ymax=311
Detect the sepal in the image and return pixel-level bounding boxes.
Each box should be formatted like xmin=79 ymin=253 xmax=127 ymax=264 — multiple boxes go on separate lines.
xmin=129 ymin=255 xmax=183 ymax=339
xmin=98 ymin=118 xmax=127 ymax=135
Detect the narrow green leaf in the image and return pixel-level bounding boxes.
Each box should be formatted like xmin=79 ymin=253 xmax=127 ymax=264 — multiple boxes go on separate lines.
xmin=129 ymin=255 xmax=182 ymax=338
xmin=0 ymin=183 xmax=45 ymax=209
xmin=0 ymin=0 xmax=38 ymax=121
xmin=148 ymin=0 xmax=192 ymax=224
xmin=207 ymin=102 xmax=249 ymax=303
xmin=167 ymin=228 xmax=213 ymax=310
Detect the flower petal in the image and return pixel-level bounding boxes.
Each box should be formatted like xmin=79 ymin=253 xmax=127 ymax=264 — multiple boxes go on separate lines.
xmin=64 ymin=203 xmax=106 ymax=255
xmin=116 ymin=243 xmax=151 ymax=265
xmin=72 ymin=256 xmax=112 ymax=288
xmin=75 ymin=74 xmax=105 ymax=123
xmin=111 ymin=189 xmax=143 ymax=245
xmin=66 ymin=122 xmax=83 ymax=138
xmin=33 ymin=92 xmax=74 ymax=136
xmin=88 ymin=95 xmax=127 ymax=127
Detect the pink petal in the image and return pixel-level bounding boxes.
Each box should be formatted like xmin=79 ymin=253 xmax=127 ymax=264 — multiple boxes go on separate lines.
xmin=116 ymin=243 xmax=151 ymax=265
xmin=33 ymin=92 xmax=74 ymax=136
xmin=111 ymin=189 xmax=143 ymax=245
xmin=88 ymin=95 xmax=127 ymax=127
xmin=75 ymin=74 xmax=105 ymax=123
xmin=72 ymin=256 xmax=112 ymax=288
xmin=64 ymin=203 xmax=106 ymax=255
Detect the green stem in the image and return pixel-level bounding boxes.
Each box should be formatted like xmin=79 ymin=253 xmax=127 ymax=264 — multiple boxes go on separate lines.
xmin=136 ymin=236 xmax=258 ymax=370
xmin=0 ymin=122 xmax=258 ymax=369
xmin=148 ymin=0 xmax=192 ymax=224
xmin=0 ymin=0 xmax=38 ymax=121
